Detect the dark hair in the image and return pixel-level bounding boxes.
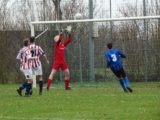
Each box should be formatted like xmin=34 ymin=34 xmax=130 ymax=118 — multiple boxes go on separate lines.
xmin=30 ymin=36 xmax=35 ymax=43
xmin=23 ymin=39 xmax=29 ymax=46
xmin=107 ymin=43 xmax=113 ymax=49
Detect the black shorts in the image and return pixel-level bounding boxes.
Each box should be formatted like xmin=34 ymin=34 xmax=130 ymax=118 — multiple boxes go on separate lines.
xmin=111 ymin=68 xmax=126 ymax=78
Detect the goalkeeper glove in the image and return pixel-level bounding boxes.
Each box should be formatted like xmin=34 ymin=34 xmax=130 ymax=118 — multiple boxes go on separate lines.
xmin=66 ymin=26 xmax=72 ymax=34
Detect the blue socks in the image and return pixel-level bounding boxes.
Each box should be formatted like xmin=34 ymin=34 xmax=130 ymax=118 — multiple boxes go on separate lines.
xmin=18 ymin=82 xmax=32 ymax=96
xmin=25 ymin=83 xmax=32 ymax=95
xmin=124 ymin=77 xmax=130 ymax=87
xmin=119 ymin=79 xmax=127 ymax=92
xmin=19 ymin=82 xmax=28 ymax=90
xmin=119 ymin=77 xmax=132 ymax=92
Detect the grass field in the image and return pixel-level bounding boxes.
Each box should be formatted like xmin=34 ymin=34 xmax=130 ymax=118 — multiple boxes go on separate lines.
xmin=0 ymin=82 xmax=160 ymax=120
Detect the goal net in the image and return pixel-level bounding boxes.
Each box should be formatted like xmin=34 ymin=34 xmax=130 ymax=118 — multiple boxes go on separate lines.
xmin=30 ymin=16 xmax=160 ymax=88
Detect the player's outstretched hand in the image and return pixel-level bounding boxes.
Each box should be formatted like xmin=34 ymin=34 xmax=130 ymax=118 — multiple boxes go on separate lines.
xmin=66 ymin=26 xmax=72 ymax=34
xmin=60 ymin=29 xmax=65 ymax=34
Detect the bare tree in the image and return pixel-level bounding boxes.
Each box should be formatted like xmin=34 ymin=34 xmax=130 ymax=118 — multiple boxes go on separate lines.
xmin=51 ymin=0 xmax=62 ymax=20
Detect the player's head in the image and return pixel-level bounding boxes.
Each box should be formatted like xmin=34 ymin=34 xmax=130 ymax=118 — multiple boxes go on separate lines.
xmin=107 ymin=43 xmax=113 ymax=49
xmin=23 ymin=39 xmax=29 ymax=47
xmin=29 ymin=36 xmax=35 ymax=44
xmin=54 ymin=35 xmax=62 ymax=44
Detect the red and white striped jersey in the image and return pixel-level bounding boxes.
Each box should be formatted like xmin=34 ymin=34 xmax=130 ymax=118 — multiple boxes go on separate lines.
xmin=29 ymin=43 xmax=44 ymax=69
xmin=16 ymin=47 xmax=32 ymax=70
xmin=16 ymin=47 xmax=27 ymax=62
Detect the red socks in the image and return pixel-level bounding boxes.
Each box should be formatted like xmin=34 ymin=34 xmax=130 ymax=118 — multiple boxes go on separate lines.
xmin=47 ymin=79 xmax=52 ymax=90
xmin=47 ymin=79 xmax=69 ymax=90
xmin=65 ymin=79 xmax=70 ymax=89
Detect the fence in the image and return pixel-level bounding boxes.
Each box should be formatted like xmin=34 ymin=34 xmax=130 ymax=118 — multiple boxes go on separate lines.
xmin=0 ymin=17 xmax=160 ymax=84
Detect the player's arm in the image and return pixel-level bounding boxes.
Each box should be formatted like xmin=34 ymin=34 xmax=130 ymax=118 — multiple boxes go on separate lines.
xmin=42 ymin=54 xmax=49 ymax=65
xmin=63 ymin=26 xmax=72 ymax=46
xmin=105 ymin=52 xmax=111 ymax=68
xmin=63 ymin=34 xmax=71 ymax=46
xmin=118 ymin=50 xmax=126 ymax=58
xmin=59 ymin=33 xmax=63 ymax=41
xmin=16 ymin=50 xmax=23 ymax=62
xmin=38 ymin=46 xmax=49 ymax=64
xmin=16 ymin=50 xmax=21 ymax=59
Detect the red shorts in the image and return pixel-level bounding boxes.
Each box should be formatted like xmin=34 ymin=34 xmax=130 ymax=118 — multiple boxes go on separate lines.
xmin=52 ymin=62 xmax=68 ymax=71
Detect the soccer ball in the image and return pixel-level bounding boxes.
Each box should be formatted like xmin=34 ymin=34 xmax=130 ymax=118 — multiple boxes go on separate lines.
xmin=74 ymin=13 xmax=83 ymax=20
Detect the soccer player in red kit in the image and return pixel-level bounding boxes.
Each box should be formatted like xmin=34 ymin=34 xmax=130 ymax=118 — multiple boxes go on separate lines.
xmin=47 ymin=26 xmax=72 ymax=90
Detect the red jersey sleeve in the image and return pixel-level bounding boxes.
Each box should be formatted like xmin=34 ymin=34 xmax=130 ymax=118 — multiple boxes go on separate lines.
xmin=63 ymin=34 xmax=71 ymax=46
xmin=59 ymin=33 xmax=63 ymax=41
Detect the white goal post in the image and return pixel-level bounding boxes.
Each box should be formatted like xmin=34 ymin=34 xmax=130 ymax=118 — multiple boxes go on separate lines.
xmin=30 ymin=15 xmax=160 ymax=88
xmin=31 ymin=15 xmax=160 ymax=36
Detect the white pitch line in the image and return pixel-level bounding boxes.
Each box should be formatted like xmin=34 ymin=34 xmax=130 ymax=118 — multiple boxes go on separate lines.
xmin=0 ymin=116 xmax=85 ymax=120
xmin=0 ymin=116 xmax=64 ymax=120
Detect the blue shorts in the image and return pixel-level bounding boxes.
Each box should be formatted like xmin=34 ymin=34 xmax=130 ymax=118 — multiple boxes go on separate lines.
xmin=111 ymin=68 xmax=126 ymax=78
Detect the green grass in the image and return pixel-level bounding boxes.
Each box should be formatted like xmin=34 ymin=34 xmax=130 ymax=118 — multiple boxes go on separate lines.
xmin=0 ymin=82 xmax=160 ymax=120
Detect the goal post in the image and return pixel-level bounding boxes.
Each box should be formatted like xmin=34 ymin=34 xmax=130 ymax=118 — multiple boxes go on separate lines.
xmin=30 ymin=15 xmax=160 ymax=88
xmin=31 ymin=23 xmax=35 ymax=37
xmin=31 ymin=15 xmax=160 ymax=25
xmin=31 ymin=16 xmax=160 ymax=40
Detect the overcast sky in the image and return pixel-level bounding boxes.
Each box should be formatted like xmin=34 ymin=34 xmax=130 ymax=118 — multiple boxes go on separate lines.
xmin=61 ymin=0 xmax=144 ymax=18
xmin=8 ymin=0 xmax=147 ymax=21
xmin=95 ymin=0 xmax=143 ymax=18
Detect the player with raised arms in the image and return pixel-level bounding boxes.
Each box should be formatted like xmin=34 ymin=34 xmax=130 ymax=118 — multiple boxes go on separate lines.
xmin=47 ymin=26 xmax=72 ymax=90
xmin=105 ymin=43 xmax=133 ymax=93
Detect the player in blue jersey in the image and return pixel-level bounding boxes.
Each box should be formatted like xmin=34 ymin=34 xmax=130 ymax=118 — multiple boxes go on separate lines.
xmin=105 ymin=43 xmax=133 ymax=93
